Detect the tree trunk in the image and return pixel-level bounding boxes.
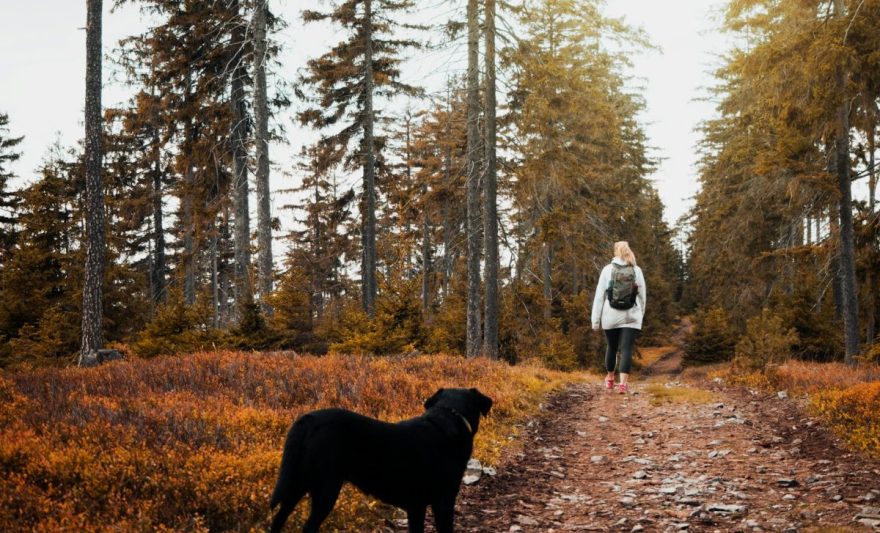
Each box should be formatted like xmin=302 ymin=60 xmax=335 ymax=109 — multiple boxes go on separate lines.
xmin=413 ymin=112 xmax=431 ymax=311
xmin=183 ymin=76 xmax=196 ymax=306
xmin=867 ymin=103 xmax=877 ymax=344
xmin=441 ymin=87 xmax=453 ymax=300
xmin=80 ymin=0 xmax=104 ymax=367
xmin=150 ymin=115 xmax=166 ymax=305
xmin=828 ymin=177 xmax=843 ymax=321
xmin=542 ymin=242 xmax=552 ymax=320
xmin=482 ymin=0 xmax=499 ymax=360
xmin=218 ymin=207 xmax=232 ymax=327
xmin=230 ymin=0 xmax=252 ymax=322
xmin=806 ymin=215 xmax=812 ymax=245
xmin=253 ymin=0 xmax=273 ymax=315
xmin=833 ymin=0 xmax=859 ymax=364
xmin=362 ymin=0 xmax=378 ymax=317
xmin=421 ymin=180 xmax=431 ymax=312
xmin=465 ymin=0 xmax=482 ymax=358
xmin=313 ymin=180 xmax=325 ymax=320
xmin=211 ymin=228 xmax=219 ymax=328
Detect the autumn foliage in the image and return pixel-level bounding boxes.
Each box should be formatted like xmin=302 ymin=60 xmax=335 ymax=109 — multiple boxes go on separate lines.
xmin=721 ymin=359 xmax=880 ymax=457
xmin=0 ymin=352 xmax=584 ymax=531
xmin=812 ymin=381 xmax=880 ymax=458
xmin=774 ymin=361 xmax=880 ymax=458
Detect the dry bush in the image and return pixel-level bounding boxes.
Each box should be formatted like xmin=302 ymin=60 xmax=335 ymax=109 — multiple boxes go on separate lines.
xmin=717 ymin=358 xmax=880 ymax=459
xmin=771 ymin=360 xmax=880 ymax=395
xmin=733 ymin=308 xmax=798 ymax=370
xmin=812 ymin=381 xmax=880 ymax=458
xmin=0 ymin=352 xmax=584 ymax=532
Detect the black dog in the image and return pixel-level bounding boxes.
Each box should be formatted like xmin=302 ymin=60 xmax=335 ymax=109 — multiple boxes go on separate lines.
xmin=269 ymin=387 xmax=493 ymax=533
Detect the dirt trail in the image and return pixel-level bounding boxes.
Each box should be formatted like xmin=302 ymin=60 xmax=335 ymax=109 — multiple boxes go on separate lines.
xmin=444 ymin=338 xmax=880 ymax=532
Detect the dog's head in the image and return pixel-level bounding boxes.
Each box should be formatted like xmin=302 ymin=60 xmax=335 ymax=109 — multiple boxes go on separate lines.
xmin=423 ymin=387 xmax=493 ymax=434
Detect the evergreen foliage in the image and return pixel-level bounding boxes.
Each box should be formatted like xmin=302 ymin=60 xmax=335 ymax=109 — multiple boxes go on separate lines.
xmin=687 ymin=0 xmax=880 ymax=362
xmin=0 ymin=0 xmax=683 ymax=368
xmin=683 ymin=308 xmax=739 ymax=366
xmin=734 ymin=308 xmax=800 ymax=371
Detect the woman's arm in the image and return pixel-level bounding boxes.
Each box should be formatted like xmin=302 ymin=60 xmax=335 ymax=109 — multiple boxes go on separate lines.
xmin=637 ymin=267 xmax=647 ymax=314
xmin=591 ymin=266 xmax=608 ymax=329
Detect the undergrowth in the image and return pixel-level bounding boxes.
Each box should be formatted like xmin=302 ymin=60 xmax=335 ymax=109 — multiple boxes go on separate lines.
xmin=0 ymin=352 xmax=587 ymax=531
xmin=717 ymin=360 xmax=880 ymax=458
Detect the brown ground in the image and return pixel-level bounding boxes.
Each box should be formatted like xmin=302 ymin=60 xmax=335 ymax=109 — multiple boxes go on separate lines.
xmin=440 ymin=342 xmax=880 ymax=532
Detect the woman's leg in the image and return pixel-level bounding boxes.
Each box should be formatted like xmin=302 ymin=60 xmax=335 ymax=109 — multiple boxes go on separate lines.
xmin=604 ymin=328 xmax=621 ymax=379
xmin=617 ymin=328 xmax=637 ymax=385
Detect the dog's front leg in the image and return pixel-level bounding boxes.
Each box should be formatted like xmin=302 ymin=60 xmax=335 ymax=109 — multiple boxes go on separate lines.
xmin=406 ymin=506 xmax=426 ymax=533
xmin=431 ymin=498 xmax=455 ymax=533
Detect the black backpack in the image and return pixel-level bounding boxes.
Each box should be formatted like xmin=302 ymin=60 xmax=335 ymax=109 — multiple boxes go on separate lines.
xmin=606 ymin=263 xmax=638 ymax=310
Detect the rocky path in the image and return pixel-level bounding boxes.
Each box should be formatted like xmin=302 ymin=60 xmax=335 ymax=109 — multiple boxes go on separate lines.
xmin=447 ymin=353 xmax=880 ymax=532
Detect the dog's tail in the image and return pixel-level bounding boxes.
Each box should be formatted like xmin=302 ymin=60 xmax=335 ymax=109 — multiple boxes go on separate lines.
xmin=270 ymin=416 xmax=310 ymax=509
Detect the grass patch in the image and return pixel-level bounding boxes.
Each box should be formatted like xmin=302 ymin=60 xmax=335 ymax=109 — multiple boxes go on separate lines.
xmin=644 ymin=382 xmax=715 ymax=406
xmin=636 ymin=346 xmax=676 ymax=369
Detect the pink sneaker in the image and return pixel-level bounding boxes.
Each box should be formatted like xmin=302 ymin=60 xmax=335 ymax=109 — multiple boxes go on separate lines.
xmin=617 ymin=383 xmax=628 ymax=395
xmin=605 ymin=376 xmax=615 ymax=390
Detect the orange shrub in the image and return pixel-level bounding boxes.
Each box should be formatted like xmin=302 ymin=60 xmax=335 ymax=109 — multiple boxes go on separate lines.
xmin=719 ymin=360 xmax=880 ymax=395
xmin=717 ymin=359 xmax=880 ymax=459
xmin=771 ymin=360 xmax=880 ymax=395
xmin=0 ymin=352 xmax=584 ymax=532
xmin=811 ymin=381 xmax=880 ymax=458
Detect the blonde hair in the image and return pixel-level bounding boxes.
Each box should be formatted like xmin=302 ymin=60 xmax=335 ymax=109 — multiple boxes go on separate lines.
xmin=614 ymin=241 xmax=637 ymax=266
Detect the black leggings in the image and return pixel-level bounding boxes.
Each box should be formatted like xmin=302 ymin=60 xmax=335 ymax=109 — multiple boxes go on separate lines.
xmin=605 ymin=327 xmax=638 ymax=374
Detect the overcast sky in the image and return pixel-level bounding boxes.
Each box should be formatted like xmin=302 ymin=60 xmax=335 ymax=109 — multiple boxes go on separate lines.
xmin=0 ymin=0 xmax=731 ymax=229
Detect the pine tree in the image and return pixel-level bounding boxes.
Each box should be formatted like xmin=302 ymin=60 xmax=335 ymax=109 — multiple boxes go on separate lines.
xmin=284 ymin=147 xmax=355 ymax=324
xmin=300 ymin=0 xmax=422 ymax=318
xmin=0 ymin=112 xmax=23 ymax=261
xmin=687 ymin=0 xmax=880 ymax=361
xmin=116 ymin=0 xmax=287 ymax=325
xmin=0 ymin=151 xmax=80 ymax=366
xmin=409 ymin=81 xmax=469 ymax=305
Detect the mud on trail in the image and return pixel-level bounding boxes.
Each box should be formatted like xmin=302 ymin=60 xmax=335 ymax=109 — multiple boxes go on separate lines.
xmin=444 ymin=349 xmax=880 ymax=532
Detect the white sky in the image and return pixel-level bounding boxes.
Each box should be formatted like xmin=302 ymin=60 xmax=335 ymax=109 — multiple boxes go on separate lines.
xmin=0 ymin=0 xmax=732 ymax=230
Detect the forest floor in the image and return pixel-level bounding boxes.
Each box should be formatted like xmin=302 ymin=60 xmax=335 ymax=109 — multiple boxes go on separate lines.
xmin=415 ymin=337 xmax=880 ymax=532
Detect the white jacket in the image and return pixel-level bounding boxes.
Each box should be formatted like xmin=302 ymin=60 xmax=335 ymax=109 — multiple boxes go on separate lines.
xmin=591 ymin=258 xmax=647 ymax=330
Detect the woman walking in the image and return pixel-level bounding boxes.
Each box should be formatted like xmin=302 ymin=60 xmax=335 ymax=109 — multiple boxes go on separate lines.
xmin=591 ymin=241 xmax=647 ymax=394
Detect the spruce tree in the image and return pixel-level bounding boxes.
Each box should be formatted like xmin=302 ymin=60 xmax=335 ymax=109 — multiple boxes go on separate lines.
xmin=288 ymin=147 xmax=354 ymax=320
xmin=0 ymin=112 xmax=23 ymax=261
xmin=300 ymin=0 xmax=422 ymax=317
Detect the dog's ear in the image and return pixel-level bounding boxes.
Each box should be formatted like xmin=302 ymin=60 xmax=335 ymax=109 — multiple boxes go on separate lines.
xmin=423 ymin=388 xmax=445 ymax=410
xmin=470 ymin=388 xmax=493 ymax=416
